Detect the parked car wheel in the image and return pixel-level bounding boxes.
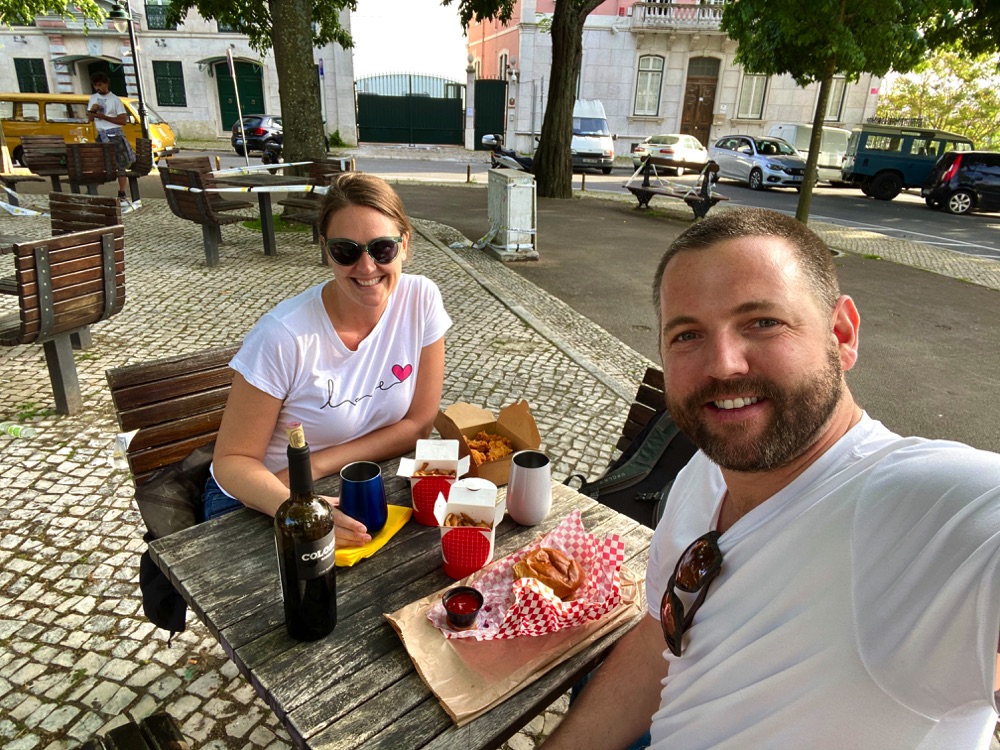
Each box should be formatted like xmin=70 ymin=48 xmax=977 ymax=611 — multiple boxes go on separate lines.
xmin=675 ymin=166 xmax=685 ymax=177
xmin=748 ymin=168 xmax=764 ymax=190
xmin=602 ymin=167 xmax=612 ymax=175
xmin=945 ymin=189 xmax=974 ymax=215
xmin=860 ymin=182 xmax=873 ymax=197
xmin=870 ymin=172 xmax=902 ymax=201
xmin=234 ymin=145 xmax=245 ymax=157
xmin=924 ymin=196 xmax=942 ymax=209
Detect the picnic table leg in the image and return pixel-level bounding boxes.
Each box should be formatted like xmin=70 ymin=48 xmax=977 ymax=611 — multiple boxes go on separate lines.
xmin=71 ymin=327 xmax=93 ymax=350
xmin=128 ymin=175 xmax=140 ymax=203
xmin=49 ymin=176 xmax=63 ymax=192
xmin=201 ymin=225 xmax=221 ymax=267
xmin=43 ymin=334 xmax=83 ymax=414
xmin=258 ymin=193 xmax=277 ymax=257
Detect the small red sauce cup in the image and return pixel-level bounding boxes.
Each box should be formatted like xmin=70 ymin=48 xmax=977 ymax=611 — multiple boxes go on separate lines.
xmin=442 ymin=586 xmax=484 ymax=630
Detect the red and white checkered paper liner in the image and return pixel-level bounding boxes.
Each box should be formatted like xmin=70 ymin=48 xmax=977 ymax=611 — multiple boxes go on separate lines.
xmin=427 ymin=510 xmax=626 ymax=640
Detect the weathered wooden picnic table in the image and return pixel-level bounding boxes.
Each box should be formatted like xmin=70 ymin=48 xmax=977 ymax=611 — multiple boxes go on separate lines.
xmin=213 ymin=171 xmax=315 ymax=257
xmin=149 ymin=463 xmax=652 ymax=750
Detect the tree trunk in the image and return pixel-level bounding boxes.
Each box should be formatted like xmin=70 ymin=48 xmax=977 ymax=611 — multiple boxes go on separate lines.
xmin=270 ymin=0 xmax=327 ymax=164
xmin=534 ymin=1 xmax=600 ymax=199
xmin=795 ymin=61 xmax=836 ymax=224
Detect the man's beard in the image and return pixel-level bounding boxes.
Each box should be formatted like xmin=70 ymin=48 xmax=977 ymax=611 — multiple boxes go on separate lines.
xmin=666 ymin=346 xmax=844 ymax=472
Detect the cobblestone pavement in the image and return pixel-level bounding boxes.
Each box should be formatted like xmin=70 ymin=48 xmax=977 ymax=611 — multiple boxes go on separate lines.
xmin=1 ymin=191 xmax=997 ymax=750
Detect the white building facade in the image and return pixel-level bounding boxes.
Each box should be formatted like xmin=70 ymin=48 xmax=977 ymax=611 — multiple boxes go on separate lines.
xmin=468 ymin=0 xmax=881 ymax=156
xmin=0 ymin=1 xmax=357 ymax=143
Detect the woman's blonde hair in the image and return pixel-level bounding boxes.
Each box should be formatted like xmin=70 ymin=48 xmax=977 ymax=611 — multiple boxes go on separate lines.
xmin=319 ymin=172 xmax=413 ymax=242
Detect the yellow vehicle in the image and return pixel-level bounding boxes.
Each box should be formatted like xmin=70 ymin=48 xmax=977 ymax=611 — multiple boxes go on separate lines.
xmin=0 ymin=92 xmax=179 ymax=165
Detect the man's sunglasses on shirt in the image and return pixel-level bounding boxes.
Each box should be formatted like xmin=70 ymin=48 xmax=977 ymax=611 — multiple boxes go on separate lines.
xmin=660 ymin=530 xmax=723 ymax=657
xmin=324 ymin=236 xmax=402 ymax=266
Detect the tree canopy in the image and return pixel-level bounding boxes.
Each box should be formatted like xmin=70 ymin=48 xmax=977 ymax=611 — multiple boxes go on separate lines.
xmin=0 ymin=0 xmax=102 ymax=25
xmin=877 ymin=50 xmax=1000 ymax=149
xmin=924 ymin=0 xmax=1000 ymax=60
xmin=722 ymin=0 xmax=939 ymax=221
xmin=444 ymin=0 xmax=605 ymax=199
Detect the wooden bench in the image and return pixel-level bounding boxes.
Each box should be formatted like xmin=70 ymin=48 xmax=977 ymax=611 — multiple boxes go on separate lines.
xmin=0 ymin=224 xmax=125 ymax=414
xmin=124 ymin=137 xmax=154 ymax=204
xmin=278 ymin=157 xmax=355 ymax=245
xmin=73 ymin=711 xmax=192 ymax=750
xmin=0 ymin=172 xmax=44 ymax=207
xmin=160 ymin=166 xmax=253 ymax=267
xmin=20 ymin=134 xmax=68 ymax=192
xmin=617 ymin=366 xmax=667 ymax=452
xmin=622 ymin=157 xmax=728 ymax=219
xmin=106 ymin=344 xmax=237 ymax=485
xmin=66 ymin=142 xmax=119 ymax=195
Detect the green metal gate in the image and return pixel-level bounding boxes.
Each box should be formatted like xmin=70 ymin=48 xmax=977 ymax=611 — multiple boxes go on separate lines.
xmin=474 ymin=78 xmax=507 ymax=150
xmin=356 ymin=74 xmax=464 ymax=145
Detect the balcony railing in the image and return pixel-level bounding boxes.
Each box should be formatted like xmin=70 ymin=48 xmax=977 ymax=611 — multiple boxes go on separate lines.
xmin=144 ymin=4 xmax=177 ymax=30
xmin=631 ymin=1 xmax=725 ymax=32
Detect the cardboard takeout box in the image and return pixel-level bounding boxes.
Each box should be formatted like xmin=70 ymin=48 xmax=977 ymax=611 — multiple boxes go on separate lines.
xmin=433 ymin=400 xmax=541 ymax=486
xmin=434 ymin=478 xmax=505 ymax=580
xmin=397 ymin=439 xmax=470 ymax=526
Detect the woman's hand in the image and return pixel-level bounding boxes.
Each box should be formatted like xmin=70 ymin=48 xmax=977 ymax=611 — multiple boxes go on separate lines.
xmin=322 ymin=495 xmax=372 ymax=547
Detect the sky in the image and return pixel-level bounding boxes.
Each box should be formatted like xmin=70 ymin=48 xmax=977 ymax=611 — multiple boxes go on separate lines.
xmin=350 ymin=0 xmax=471 ymax=82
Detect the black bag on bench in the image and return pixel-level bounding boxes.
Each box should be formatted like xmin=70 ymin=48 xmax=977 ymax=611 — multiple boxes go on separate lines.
xmin=567 ymin=409 xmax=698 ymax=529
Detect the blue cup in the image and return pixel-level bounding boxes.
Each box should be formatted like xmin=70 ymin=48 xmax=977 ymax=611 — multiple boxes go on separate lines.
xmin=339 ymin=461 xmax=388 ymax=536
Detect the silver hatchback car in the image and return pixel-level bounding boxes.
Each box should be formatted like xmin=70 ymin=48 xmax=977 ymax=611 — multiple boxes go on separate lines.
xmin=708 ymin=135 xmax=806 ymax=190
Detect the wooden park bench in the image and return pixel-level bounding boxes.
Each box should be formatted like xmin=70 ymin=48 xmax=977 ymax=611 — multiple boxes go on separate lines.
xmin=160 ymin=165 xmax=253 ymax=267
xmin=622 ymin=157 xmax=728 ymax=219
xmin=106 ymin=344 xmax=237 ymax=485
xmin=278 ymin=157 xmax=355 ymax=247
xmin=0 ymin=172 xmax=44 ymax=207
xmin=0 ymin=224 xmax=125 ymax=414
xmin=73 ymin=711 xmax=192 ymax=750
xmin=66 ymin=141 xmax=119 ymax=195
xmin=124 ymin=137 xmax=154 ymax=204
xmin=20 ymin=134 xmax=68 ymax=192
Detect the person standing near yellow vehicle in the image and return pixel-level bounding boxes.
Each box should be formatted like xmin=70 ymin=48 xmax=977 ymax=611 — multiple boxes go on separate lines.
xmin=87 ymin=72 xmax=134 ymax=206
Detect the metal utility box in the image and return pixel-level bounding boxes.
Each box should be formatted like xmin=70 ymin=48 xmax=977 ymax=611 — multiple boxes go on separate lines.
xmin=485 ymin=169 xmax=537 ymax=259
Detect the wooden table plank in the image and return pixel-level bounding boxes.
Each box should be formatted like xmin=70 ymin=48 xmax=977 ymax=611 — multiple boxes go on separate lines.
xmin=150 ymin=475 xmax=652 ymax=750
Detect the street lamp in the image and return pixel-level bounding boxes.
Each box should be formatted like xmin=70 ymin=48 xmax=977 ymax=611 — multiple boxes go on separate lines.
xmin=109 ymin=0 xmax=149 ymax=140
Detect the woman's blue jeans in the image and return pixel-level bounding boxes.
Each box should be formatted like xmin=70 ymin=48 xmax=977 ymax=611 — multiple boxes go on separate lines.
xmin=201 ymin=475 xmax=245 ymax=522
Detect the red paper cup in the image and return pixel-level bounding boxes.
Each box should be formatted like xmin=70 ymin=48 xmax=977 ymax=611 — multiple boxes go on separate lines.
xmin=441 ymin=526 xmax=494 ymax=580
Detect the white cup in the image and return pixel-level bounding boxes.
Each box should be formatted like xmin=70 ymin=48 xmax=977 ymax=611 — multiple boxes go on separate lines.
xmin=506 ymin=450 xmax=552 ymax=526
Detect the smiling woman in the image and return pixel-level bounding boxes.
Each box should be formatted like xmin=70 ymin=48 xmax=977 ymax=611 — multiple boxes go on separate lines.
xmin=206 ymin=173 xmax=454 ymax=549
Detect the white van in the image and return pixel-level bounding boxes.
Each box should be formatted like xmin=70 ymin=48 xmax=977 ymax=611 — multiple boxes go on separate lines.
xmin=572 ymin=100 xmax=615 ymax=174
xmin=767 ymin=123 xmax=851 ymax=184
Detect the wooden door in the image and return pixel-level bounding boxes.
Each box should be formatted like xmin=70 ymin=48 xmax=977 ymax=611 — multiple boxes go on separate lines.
xmin=215 ymin=61 xmax=265 ymax=132
xmin=681 ymin=78 xmax=717 ymax=146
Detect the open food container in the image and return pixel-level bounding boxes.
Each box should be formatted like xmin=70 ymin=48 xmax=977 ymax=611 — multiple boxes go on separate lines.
xmin=397 ymin=439 xmax=470 ymax=526
xmin=433 ymin=400 xmax=541 ymax=486
xmin=433 ymin=477 xmax=504 ymax=579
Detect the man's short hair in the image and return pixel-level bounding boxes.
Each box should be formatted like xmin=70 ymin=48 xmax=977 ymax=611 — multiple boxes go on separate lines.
xmin=91 ymin=72 xmax=110 ymax=86
xmin=652 ymin=208 xmax=841 ymax=314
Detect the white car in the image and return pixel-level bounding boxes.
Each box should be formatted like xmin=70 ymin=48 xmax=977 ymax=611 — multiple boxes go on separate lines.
xmin=708 ymin=135 xmax=807 ymax=190
xmin=632 ymin=133 xmax=708 ymax=175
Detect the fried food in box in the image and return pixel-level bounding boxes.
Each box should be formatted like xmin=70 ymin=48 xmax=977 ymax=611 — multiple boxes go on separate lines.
xmin=444 ymin=512 xmax=493 ymax=529
xmin=412 ymin=461 xmax=457 ymax=477
xmin=513 ymin=547 xmax=584 ymax=601
xmin=467 ymin=431 xmax=514 ymax=466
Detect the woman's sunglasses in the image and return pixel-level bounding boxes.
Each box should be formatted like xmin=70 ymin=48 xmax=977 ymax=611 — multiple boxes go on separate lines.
xmin=660 ymin=530 xmax=723 ymax=657
xmin=324 ymin=236 xmax=402 ymax=266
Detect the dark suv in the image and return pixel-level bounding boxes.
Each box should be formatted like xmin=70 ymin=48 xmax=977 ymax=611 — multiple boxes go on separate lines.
xmin=922 ymin=151 xmax=1000 ymax=215
xmin=231 ymin=114 xmax=282 ymax=156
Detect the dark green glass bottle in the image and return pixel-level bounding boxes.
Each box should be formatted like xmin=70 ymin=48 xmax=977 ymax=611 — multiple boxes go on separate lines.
xmin=274 ymin=423 xmax=337 ymax=641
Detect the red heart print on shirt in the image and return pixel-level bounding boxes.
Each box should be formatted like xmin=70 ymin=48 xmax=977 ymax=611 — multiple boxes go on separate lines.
xmin=392 ymin=363 xmax=413 ymax=382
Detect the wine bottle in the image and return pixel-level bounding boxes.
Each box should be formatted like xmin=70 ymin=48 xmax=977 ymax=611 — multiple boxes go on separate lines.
xmin=274 ymin=423 xmax=337 ymax=641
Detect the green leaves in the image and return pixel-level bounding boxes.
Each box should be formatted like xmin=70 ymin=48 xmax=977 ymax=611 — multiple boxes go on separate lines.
xmin=0 ymin=0 xmax=104 ymax=24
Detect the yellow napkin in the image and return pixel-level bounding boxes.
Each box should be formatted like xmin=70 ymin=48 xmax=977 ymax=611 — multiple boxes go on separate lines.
xmin=335 ymin=504 xmax=412 ymax=567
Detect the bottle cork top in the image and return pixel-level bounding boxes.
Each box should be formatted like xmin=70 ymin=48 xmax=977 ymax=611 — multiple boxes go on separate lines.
xmin=286 ymin=422 xmax=307 ymax=449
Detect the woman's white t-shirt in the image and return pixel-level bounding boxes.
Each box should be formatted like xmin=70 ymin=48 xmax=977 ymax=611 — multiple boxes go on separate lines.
xmin=228 ymin=274 xmax=451 ymax=473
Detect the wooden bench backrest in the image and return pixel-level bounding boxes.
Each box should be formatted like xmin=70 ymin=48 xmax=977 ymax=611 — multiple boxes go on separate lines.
xmin=618 ymin=367 xmax=666 ymax=453
xmin=160 ymin=167 xmax=224 ymax=226
xmin=21 ymin=135 xmax=66 ymax=174
xmin=130 ymin=138 xmax=154 ymax=175
xmin=310 ymin=157 xmax=354 ymax=185
xmin=106 ymin=345 xmax=239 ymax=485
xmin=644 ymin=156 xmax=719 ymax=174
xmin=66 ymin=142 xmax=118 ymax=184
xmin=0 ymin=225 xmax=125 ymax=347
xmin=49 ymin=192 xmax=122 ymax=236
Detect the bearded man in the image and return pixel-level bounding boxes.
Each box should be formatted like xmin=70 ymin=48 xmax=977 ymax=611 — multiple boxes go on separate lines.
xmin=545 ymin=208 xmax=1000 ymax=750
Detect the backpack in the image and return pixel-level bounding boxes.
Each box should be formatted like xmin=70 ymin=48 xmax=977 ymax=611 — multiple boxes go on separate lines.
xmin=566 ymin=409 xmax=698 ymax=529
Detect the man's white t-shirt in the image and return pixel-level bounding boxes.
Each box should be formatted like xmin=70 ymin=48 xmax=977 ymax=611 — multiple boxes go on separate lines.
xmin=88 ymin=91 xmax=126 ymax=133
xmin=645 ymin=415 xmax=1000 ymax=750
xmin=228 ymin=274 xmax=451 ymax=473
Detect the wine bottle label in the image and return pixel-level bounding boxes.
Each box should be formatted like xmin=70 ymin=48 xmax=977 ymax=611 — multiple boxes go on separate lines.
xmin=294 ymin=528 xmax=337 ymax=579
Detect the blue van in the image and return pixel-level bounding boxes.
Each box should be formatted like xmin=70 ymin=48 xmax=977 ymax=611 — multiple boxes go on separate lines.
xmin=841 ymin=124 xmax=973 ymax=200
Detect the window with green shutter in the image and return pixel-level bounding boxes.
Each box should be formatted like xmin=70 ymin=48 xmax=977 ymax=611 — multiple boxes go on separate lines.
xmin=14 ymin=58 xmax=49 ymax=93
xmin=152 ymin=61 xmax=186 ymax=107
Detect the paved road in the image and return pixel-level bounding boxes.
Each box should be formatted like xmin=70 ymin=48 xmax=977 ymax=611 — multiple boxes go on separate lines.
xmin=215 ymin=150 xmax=998 ymax=261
